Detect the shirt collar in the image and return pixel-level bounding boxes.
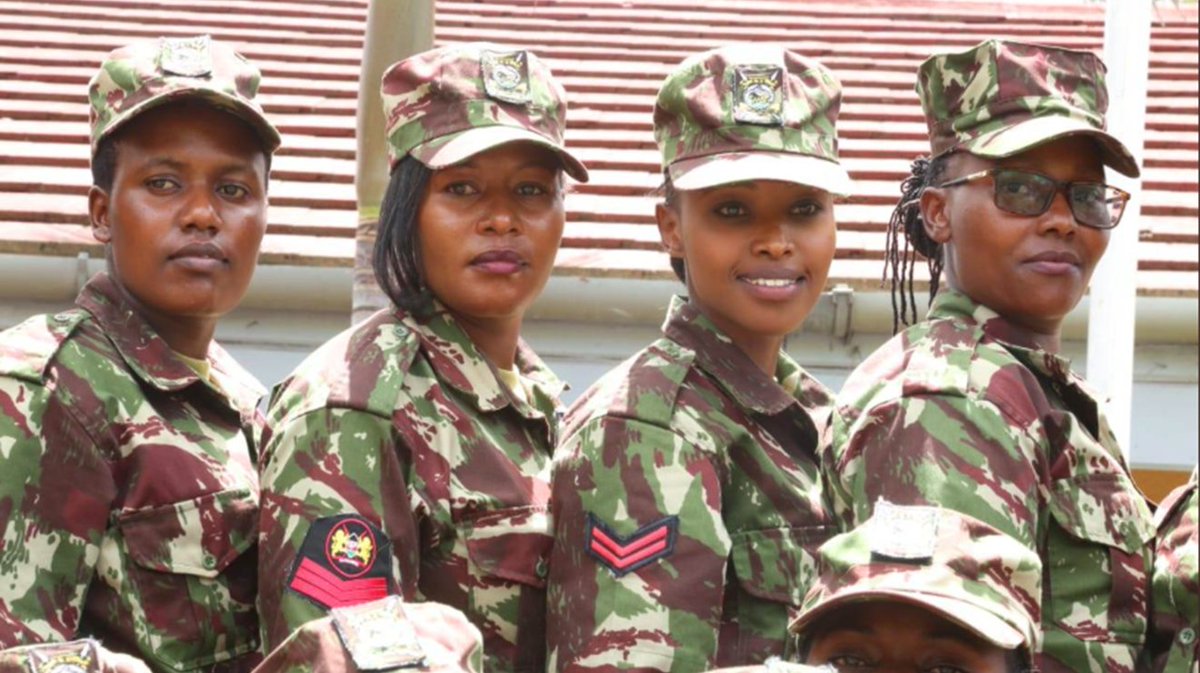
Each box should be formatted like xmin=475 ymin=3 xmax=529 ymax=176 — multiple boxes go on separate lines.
xmin=401 ymin=306 xmax=564 ymax=419
xmin=661 ymin=295 xmax=806 ymax=416
xmin=75 ymin=273 xmax=265 ymax=413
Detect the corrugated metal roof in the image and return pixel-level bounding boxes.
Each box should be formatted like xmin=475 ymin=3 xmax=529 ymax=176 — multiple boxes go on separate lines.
xmin=1 ymin=0 xmax=1196 ymax=295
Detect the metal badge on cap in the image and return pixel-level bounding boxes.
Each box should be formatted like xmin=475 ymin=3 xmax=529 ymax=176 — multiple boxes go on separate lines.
xmin=332 ymin=595 xmax=427 ymax=670
xmin=159 ymin=35 xmax=213 ymax=78
xmin=733 ymin=65 xmax=785 ymax=126
xmin=869 ymin=499 xmax=941 ymax=562
xmin=482 ymin=50 xmax=531 ymax=105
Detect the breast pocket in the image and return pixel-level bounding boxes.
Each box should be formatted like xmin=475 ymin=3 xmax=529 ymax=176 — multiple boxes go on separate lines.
xmin=461 ymin=505 xmax=553 ymax=672
xmin=1046 ymin=471 xmax=1153 ymax=649
xmin=117 ymin=487 xmax=260 ymax=672
xmin=729 ymin=525 xmax=834 ymax=660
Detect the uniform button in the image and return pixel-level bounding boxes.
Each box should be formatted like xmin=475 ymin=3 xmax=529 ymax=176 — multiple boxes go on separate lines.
xmin=53 ymin=313 xmax=71 ymax=323
xmin=202 ymin=554 xmax=217 ymax=570
xmin=1180 ymin=628 xmax=1196 ymax=645
xmin=535 ymin=558 xmax=549 ymax=579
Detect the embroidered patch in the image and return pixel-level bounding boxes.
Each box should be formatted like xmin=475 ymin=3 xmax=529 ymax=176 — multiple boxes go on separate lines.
xmin=287 ymin=514 xmax=394 ymax=610
xmin=869 ymin=499 xmax=941 ymax=562
xmin=24 ymin=639 xmax=99 ymax=673
xmin=332 ymin=595 xmax=426 ymax=670
xmin=732 ymin=65 xmax=785 ymax=126
xmin=159 ymin=35 xmax=213 ymax=78
xmin=482 ymin=50 xmax=531 ymax=105
xmin=586 ymin=513 xmax=678 ymax=577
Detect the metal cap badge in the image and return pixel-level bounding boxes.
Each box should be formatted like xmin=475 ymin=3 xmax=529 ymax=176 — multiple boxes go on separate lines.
xmin=88 ymin=35 xmax=281 ymax=155
xmin=380 ymin=42 xmax=589 ymax=182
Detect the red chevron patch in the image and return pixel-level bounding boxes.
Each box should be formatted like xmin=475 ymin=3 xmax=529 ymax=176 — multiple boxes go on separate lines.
xmin=585 ymin=513 xmax=679 ymax=577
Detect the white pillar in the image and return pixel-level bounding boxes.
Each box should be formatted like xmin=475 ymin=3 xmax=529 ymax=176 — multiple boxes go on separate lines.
xmin=1088 ymin=1 xmax=1151 ymax=459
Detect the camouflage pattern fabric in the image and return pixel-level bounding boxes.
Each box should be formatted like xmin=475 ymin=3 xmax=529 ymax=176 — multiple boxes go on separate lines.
xmin=547 ymin=296 xmax=836 ymax=671
xmin=792 ymin=503 xmax=1041 ymax=653
xmin=1143 ymin=468 xmax=1198 ymax=673
xmin=254 ymin=597 xmax=483 ymax=673
xmin=380 ymin=42 xmax=587 ymax=181
xmin=826 ymin=288 xmax=1154 ymax=673
xmin=258 ymin=305 xmax=564 ymax=673
xmin=88 ymin=35 xmax=280 ymax=153
xmin=653 ymin=45 xmax=851 ymax=195
xmin=0 ymin=273 xmax=265 ymax=673
xmin=916 ymin=39 xmax=1139 ymax=177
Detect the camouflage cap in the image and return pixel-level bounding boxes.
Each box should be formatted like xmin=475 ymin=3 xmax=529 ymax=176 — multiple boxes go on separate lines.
xmin=917 ymin=39 xmax=1140 ymax=177
xmin=380 ymin=43 xmax=589 ymax=182
xmin=790 ymin=500 xmax=1041 ymax=652
xmin=88 ymin=35 xmax=281 ymax=155
xmin=654 ymin=45 xmax=853 ymax=195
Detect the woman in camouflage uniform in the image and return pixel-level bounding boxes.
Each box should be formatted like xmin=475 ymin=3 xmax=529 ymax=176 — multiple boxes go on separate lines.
xmin=256 ymin=44 xmax=587 ymax=673
xmin=826 ymin=39 xmax=1155 ymax=673
xmin=546 ymin=46 xmax=852 ymax=671
xmin=1143 ymin=467 xmax=1198 ymax=673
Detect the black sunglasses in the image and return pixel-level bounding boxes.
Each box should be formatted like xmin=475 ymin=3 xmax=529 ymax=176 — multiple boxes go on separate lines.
xmin=937 ymin=168 xmax=1131 ymax=230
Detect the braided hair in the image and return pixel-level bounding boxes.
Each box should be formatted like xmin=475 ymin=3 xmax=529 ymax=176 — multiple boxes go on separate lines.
xmin=885 ymin=154 xmax=949 ymax=332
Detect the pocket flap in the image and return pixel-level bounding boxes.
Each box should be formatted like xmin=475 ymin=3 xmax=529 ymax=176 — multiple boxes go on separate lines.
xmin=463 ymin=506 xmax=553 ymax=588
xmin=730 ymin=525 xmax=833 ymax=605
xmin=119 ymin=487 xmax=258 ymax=578
xmin=1048 ymin=473 xmax=1153 ymax=553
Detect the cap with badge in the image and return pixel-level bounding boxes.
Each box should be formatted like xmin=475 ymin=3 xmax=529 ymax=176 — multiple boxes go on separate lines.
xmin=254 ymin=596 xmax=483 ymax=673
xmin=917 ymin=38 xmax=1140 ymax=177
xmin=88 ymin=35 xmax=281 ymax=156
xmin=380 ymin=42 xmax=589 ymax=182
xmin=790 ymin=500 xmax=1042 ymax=652
xmin=653 ymin=44 xmax=853 ymax=196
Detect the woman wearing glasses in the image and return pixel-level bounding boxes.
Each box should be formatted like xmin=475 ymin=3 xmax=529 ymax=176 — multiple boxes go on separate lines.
xmin=825 ymin=40 xmax=1153 ymax=673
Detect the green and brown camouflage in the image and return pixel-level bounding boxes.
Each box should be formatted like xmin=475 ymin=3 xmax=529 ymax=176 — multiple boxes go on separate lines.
xmin=827 ymin=289 xmax=1154 ymax=673
xmin=0 ymin=274 xmax=264 ymax=672
xmin=653 ymin=45 xmax=852 ymax=195
xmin=88 ymin=35 xmax=280 ymax=155
xmin=380 ymin=42 xmax=588 ymax=181
xmin=547 ymin=296 xmax=836 ymax=671
xmin=258 ymin=304 xmax=564 ymax=673
xmin=1143 ymin=468 xmax=1198 ymax=673
xmin=916 ymin=39 xmax=1139 ymax=177
xmin=254 ymin=597 xmax=484 ymax=673
xmin=791 ymin=503 xmax=1041 ymax=653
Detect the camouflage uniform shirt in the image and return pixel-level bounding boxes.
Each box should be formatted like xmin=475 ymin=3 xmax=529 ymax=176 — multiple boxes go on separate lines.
xmin=258 ymin=306 xmax=563 ymax=673
xmin=0 ymin=273 xmax=264 ymax=673
xmin=547 ymin=296 xmax=836 ymax=672
xmin=1144 ymin=468 xmax=1198 ymax=673
xmin=827 ymin=289 xmax=1154 ymax=673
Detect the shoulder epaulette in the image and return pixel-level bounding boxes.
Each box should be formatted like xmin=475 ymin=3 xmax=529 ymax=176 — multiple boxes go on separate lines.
xmin=0 ymin=310 xmax=89 ymax=383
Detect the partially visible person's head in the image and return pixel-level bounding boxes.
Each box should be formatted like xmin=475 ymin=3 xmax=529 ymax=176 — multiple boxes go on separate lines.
xmin=653 ymin=45 xmax=852 ymax=348
xmin=887 ymin=39 xmax=1138 ymax=333
xmin=792 ymin=501 xmax=1041 ymax=673
xmin=86 ymin=36 xmax=278 ymax=326
xmin=374 ymin=43 xmax=587 ymax=321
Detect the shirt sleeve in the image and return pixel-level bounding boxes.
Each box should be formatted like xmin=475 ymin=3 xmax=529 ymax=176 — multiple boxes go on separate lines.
xmin=547 ymin=415 xmax=730 ymax=672
xmin=0 ymin=377 xmax=115 ymax=646
xmin=830 ymin=391 xmax=1047 ymax=549
xmin=257 ymin=406 xmax=420 ymax=652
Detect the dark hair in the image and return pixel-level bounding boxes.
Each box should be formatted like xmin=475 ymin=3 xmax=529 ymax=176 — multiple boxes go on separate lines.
xmin=657 ymin=171 xmax=686 ymax=283
xmin=90 ymin=105 xmax=273 ymax=193
xmin=885 ymin=154 xmax=949 ymax=333
xmin=374 ymin=156 xmax=435 ymax=316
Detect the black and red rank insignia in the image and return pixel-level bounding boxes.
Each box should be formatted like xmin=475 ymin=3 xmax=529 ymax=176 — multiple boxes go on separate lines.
xmin=585 ymin=513 xmax=678 ymax=577
xmin=287 ymin=514 xmax=394 ymax=610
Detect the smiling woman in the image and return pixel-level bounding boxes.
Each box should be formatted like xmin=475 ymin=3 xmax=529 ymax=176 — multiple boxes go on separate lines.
xmin=256 ymin=43 xmax=588 ymax=673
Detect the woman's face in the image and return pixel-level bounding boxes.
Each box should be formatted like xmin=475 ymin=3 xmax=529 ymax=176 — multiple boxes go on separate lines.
xmin=657 ymin=179 xmax=836 ymax=349
xmin=417 ymin=141 xmax=565 ymax=324
xmin=921 ymin=136 xmax=1111 ymax=334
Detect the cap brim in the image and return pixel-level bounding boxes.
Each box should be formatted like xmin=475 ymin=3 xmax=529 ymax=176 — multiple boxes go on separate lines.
xmin=789 ymin=589 xmax=1027 ymax=650
xmin=668 ymin=152 xmax=854 ymax=197
xmin=98 ymin=87 xmax=282 ymax=152
xmin=413 ymin=125 xmax=590 ymax=183
xmin=962 ymin=115 xmax=1140 ymax=178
